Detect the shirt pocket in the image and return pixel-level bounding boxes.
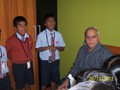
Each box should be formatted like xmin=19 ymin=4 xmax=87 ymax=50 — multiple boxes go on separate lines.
xmin=55 ymin=40 xmax=59 ymax=46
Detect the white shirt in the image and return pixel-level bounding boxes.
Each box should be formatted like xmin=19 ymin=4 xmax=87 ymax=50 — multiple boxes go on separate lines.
xmin=16 ymin=32 xmax=29 ymax=41
xmin=0 ymin=45 xmax=9 ymax=75
xmin=36 ymin=29 xmax=65 ymax=60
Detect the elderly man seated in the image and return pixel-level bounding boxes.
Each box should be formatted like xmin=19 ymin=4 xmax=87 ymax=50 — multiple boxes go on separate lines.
xmin=58 ymin=27 xmax=112 ymax=90
xmin=67 ymin=55 xmax=120 ymax=90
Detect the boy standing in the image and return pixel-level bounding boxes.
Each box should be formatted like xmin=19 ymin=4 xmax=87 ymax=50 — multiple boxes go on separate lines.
xmin=36 ymin=14 xmax=65 ymax=90
xmin=6 ymin=16 xmax=34 ymax=90
xmin=0 ymin=45 xmax=12 ymax=90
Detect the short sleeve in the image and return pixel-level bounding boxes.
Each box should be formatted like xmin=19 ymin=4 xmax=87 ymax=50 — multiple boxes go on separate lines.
xmin=36 ymin=34 xmax=42 ymax=48
xmin=58 ymin=33 xmax=65 ymax=47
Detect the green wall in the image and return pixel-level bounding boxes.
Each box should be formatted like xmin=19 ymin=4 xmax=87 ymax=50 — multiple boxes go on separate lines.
xmin=58 ymin=0 xmax=120 ymax=78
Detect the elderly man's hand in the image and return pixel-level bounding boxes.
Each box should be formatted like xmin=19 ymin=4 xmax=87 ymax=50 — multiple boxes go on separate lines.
xmin=57 ymin=79 xmax=69 ymax=90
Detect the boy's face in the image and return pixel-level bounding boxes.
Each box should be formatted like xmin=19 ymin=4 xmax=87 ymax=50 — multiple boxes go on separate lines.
xmin=15 ymin=21 xmax=27 ymax=36
xmin=44 ymin=17 xmax=55 ymax=31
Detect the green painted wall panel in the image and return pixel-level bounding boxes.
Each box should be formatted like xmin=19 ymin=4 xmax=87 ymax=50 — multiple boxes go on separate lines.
xmin=58 ymin=0 xmax=120 ymax=78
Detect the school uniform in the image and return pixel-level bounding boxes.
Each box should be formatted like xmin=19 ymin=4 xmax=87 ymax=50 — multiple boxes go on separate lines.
xmin=36 ymin=29 xmax=65 ymax=85
xmin=0 ymin=45 xmax=12 ymax=90
xmin=6 ymin=33 xmax=34 ymax=89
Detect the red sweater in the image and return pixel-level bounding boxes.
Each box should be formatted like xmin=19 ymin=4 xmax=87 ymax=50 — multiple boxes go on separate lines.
xmin=6 ymin=34 xmax=33 ymax=64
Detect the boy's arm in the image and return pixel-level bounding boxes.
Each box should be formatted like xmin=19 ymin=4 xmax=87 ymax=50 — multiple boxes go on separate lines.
xmin=36 ymin=46 xmax=49 ymax=52
xmin=37 ymin=46 xmax=65 ymax=52
xmin=56 ymin=46 xmax=65 ymax=51
xmin=5 ymin=40 xmax=12 ymax=60
xmin=57 ymin=33 xmax=65 ymax=51
xmin=2 ymin=46 xmax=7 ymax=61
xmin=36 ymin=46 xmax=57 ymax=52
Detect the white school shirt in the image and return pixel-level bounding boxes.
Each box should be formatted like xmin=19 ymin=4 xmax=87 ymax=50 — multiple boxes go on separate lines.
xmin=0 ymin=45 xmax=9 ymax=75
xmin=36 ymin=29 xmax=65 ymax=60
xmin=16 ymin=32 xmax=29 ymax=41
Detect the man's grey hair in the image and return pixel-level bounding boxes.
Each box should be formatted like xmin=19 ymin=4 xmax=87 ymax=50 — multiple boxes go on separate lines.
xmin=84 ymin=27 xmax=100 ymax=36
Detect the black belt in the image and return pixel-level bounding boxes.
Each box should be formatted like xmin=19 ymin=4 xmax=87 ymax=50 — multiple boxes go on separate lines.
xmin=0 ymin=73 xmax=6 ymax=78
xmin=41 ymin=59 xmax=59 ymax=63
xmin=41 ymin=60 xmax=55 ymax=63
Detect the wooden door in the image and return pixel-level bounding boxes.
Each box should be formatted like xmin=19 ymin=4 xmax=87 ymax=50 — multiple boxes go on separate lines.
xmin=0 ymin=0 xmax=39 ymax=90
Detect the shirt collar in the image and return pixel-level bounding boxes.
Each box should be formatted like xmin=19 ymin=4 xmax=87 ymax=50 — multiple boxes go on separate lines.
xmin=16 ymin=32 xmax=29 ymax=41
xmin=46 ymin=28 xmax=55 ymax=34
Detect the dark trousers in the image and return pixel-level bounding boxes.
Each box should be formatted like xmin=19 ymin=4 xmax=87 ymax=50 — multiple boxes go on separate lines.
xmin=0 ymin=73 xmax=13 ymax=90
xmin=40 ymin=60 xmax=60 ymax=86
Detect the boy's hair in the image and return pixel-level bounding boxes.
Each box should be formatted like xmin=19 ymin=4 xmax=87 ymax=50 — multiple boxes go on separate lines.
xmin=44 ymin=14 xmax=55 ymax=23
xmin=13 ymin=16 xmax=27 ymax=27
xmin=75 ymin=68 xmax=115 ymax=85
xmin=91 ymin=81 xmax=115 ymax=90
xmin=102 ymin=55 xmax=120 ymax=89
xmin=69 ymin=81 xmax=115 ymax=90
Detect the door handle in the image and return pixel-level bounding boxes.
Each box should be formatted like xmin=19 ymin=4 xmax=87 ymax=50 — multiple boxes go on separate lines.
xmin=37 ymin=25 xmax=41 ymax=33
xmin=33 ymin=25 xmax=41 ymax=41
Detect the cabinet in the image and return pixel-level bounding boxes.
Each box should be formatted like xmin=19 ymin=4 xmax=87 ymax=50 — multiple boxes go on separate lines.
xmin=0 ymin=0 xmax=39 ymax=90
